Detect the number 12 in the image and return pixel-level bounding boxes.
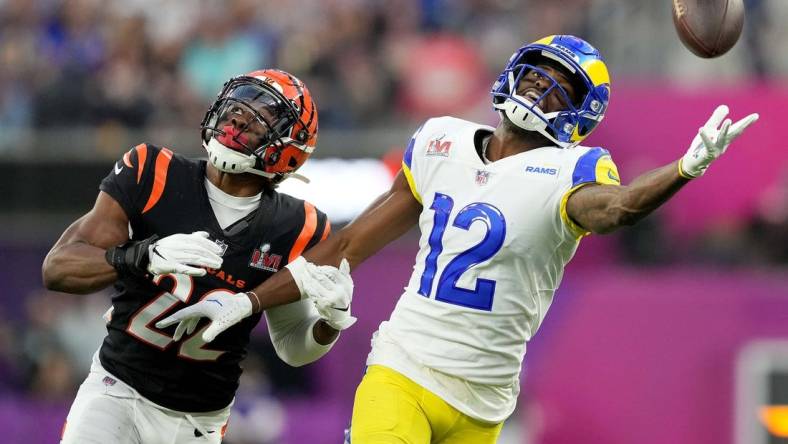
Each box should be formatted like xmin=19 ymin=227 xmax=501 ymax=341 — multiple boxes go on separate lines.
xmin=417 ymin=192 xmax=506 ymax=311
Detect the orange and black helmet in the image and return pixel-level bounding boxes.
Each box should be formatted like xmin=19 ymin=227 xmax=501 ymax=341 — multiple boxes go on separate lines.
xmin=201 ymin=69 xmax=318 ymax=182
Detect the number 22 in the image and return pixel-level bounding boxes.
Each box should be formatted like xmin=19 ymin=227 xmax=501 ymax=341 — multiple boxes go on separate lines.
xmin=126 ymin=274 xmax=231 ymax=361
xmin=417 ymin=192 xmax=506 ymax=311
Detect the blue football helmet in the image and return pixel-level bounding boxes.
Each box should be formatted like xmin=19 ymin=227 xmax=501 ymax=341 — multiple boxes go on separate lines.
xmin=491 ymin=35 xmax=611 ymax=148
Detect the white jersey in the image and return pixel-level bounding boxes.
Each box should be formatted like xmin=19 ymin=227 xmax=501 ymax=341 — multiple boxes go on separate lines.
xmin=366 ymin=116 xmax=621 ymax=422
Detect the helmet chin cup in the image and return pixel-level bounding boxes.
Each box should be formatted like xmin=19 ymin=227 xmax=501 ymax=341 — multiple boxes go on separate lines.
xmin=501 ymin=97 xmax=546 ymax=131
xmin=203 ymin=138 xmax=274 ymax=178
xmin=495 ymin=96 xmax=570 ymax=148
xmin=203 ymin=138 xmax=311 ymax=183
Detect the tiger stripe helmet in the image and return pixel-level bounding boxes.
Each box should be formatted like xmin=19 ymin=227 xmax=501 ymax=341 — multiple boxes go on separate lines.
xmin=201 ymin=69 xmax=318 ymax=183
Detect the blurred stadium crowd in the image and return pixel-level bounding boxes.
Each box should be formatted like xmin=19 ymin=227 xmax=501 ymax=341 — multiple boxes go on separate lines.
xmin=0 ymin=0 xmax=786 ymax=442
xmin=1 ymin=0 xmax=786 ymax=140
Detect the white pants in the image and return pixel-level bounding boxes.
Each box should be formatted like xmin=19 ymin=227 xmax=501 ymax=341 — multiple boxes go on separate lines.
xmin=61 ymin=353 xmax=232 ymax=444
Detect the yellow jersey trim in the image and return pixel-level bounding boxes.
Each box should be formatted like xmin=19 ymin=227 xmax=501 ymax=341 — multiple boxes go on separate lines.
xmin=595 ymin=155 xmax=621 ymax=185
xmin=402 ymin=161 xmax=422 ymax=204
xmin=560 ymin=183 xmax=595 ymax=239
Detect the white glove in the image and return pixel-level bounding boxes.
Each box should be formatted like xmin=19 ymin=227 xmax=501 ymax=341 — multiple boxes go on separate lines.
xmin=147 ymin=231 xmax=223 ymax=277
xmin=155 ymin=292 xmax=252 ymax=342
xmin=679 ymin=105 xmax=759 ymax=178
xmin=303 ymin=258 xmax=356 ymax=330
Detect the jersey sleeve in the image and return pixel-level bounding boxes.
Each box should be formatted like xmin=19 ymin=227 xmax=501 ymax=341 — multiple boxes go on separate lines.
xmin=264 ymin=299 xmax=335 ymax=367
xmin=286 ymin=201 xmax=331 ymax=263
xmin=99 ymin=143 xmax=173 ymax=218
xmin=401 ymin=120 xmax=429 ymax=204
xmin=559 ymin=147 xmax=622 ymax=238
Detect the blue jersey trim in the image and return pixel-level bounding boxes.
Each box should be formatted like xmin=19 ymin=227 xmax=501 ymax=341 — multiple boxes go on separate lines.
xmin=403 ymin=136 xmax=415 ymax=169
xmin=572 ymin=147 xmax=610 ymax=187
xmin=402 ymin=123 xmax=425 ymax=169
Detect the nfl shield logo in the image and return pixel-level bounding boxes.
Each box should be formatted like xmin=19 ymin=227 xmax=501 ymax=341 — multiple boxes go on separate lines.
xmin=475 ymin=170 xmax=490 ymax=186
xmin=214 ymin=239 xmax=229 ymax=256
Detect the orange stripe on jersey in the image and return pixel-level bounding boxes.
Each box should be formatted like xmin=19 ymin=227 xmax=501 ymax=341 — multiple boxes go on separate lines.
xmin=141 ymin=148 xmax=173 ymax=214
xmin=135 ymin=143 xmax=148 ymax=184
xmin=288 ymin=202 xmax=318 ymax=263
xmin=320 ymin=219 xmax=331 ymax=241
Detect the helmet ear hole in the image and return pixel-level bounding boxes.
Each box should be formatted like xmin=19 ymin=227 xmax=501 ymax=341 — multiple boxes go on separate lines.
xmin=296 ymin=130 xmax=307 ymax=142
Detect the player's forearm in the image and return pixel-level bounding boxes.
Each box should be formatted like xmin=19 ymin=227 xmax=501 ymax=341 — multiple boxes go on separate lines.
xmin=604 ymin=160 xmax=689 ymax=231
xmin=249 ymin=174 xmax=420 ymax=313
xmin=42 ymin=242 xmax=118 ymax=294
xmin=249 ymin=235 xmax=347 ymax=312
xmin=305 ymin=191 xmax=421 ymax=268
xmin=248 ymin=268 xmax=303 ymax=312
xmin=250 ymin=205 xmax=418 ymax=313
xmin=570 ymin=160 xmax=690 ymax=234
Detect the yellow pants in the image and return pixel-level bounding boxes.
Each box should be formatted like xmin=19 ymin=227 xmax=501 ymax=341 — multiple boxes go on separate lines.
xmin=349 ymin=365 xmax=503 ymax=444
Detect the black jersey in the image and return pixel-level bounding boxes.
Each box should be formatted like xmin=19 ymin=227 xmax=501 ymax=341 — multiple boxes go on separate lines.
xmin=97 ymin=143 xmax=329 ymax=412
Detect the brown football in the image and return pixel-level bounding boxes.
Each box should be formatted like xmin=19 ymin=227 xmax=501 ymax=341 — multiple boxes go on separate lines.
xmin=672 ymin=0 xmax=745 ymax=58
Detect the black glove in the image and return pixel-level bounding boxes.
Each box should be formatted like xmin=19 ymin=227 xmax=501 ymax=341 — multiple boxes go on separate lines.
xmin=105 ymin=235 xmax=159 ymax=278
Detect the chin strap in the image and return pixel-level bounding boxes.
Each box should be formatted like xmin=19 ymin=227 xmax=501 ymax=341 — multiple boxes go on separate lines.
xmin=244 ymin=165 xmax=311 ymax=184
xmin=285 ymin=172 xmax=311 ymax=183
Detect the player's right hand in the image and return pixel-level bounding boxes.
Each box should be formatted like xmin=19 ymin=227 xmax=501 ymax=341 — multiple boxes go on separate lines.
xmin=679 ymin=104 xmax=759 ymax=178
xmin=147 ymin=231 xmax=223 ymax=277
xmin=155 ymin=291 xmax=252 ymax=342
xmin=305 ymin=258 xmax=357 ymax=331
xmin=285 ymin=256 xmax=357 ymax=330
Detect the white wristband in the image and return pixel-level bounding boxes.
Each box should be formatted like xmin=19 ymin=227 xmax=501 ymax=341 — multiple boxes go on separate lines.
xmin=284 ymin=256 xmax=309 ymax=300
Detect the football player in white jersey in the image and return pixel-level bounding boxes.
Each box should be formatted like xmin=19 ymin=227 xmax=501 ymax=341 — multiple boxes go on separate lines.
xmin=163 ymin=35 xmax=759 ymax=443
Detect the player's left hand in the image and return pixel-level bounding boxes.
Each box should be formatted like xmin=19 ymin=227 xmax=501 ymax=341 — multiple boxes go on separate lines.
xmin=305 ymin=258 xmax=357 ymax=330
xmin=679 ymin=104 xmax=759 ymax=178
xmin=155 ymin=292 xmax=252 ymax=342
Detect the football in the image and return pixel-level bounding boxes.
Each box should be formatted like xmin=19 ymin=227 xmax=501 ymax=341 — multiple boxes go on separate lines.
xmin=672 ymin=0 xmax=745 ymax=58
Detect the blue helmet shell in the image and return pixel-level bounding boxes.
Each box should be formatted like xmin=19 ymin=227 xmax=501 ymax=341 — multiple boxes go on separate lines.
xmin=491 ymin=35 xmax=611 ymax=148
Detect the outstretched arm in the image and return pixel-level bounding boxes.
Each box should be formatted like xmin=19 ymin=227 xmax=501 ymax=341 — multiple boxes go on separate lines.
xmin=566 ymin=161 xmax=687 ymax=234
xmin=156 ymin=172 xmax=422 ymax=343
xmin=567 ymin=105 xmax=758 ymax=234
xmin=43 ymin=191 xmax=223 ymax=294
xmin=248 ymin=169 xmax=422 ymax=312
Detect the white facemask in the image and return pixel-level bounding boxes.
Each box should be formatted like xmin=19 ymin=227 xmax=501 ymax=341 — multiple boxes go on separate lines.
xmin=202 ymin=137 xmax=311 ymax=183
xmin=203 ymin=137 xmax=273 ymax=178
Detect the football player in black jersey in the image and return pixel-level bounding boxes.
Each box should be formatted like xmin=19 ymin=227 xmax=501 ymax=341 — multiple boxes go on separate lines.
xmin=42 ymin=69 xmax=356 ymax=444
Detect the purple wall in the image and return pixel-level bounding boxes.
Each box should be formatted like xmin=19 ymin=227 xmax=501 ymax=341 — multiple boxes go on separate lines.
xmin=524 ymin=267 xmax=788 ymax=444
xmin=280 ymin=246 xmax=788 ymax=444
xmin=585 ymin=84 xmax=788 ymax=236
xmin=1 ymin=244 xmax=787 ymax=443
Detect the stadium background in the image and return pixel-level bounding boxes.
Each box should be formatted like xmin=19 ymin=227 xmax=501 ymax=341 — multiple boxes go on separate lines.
xmin=0 ymin=0 xmax=787 ymax=442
